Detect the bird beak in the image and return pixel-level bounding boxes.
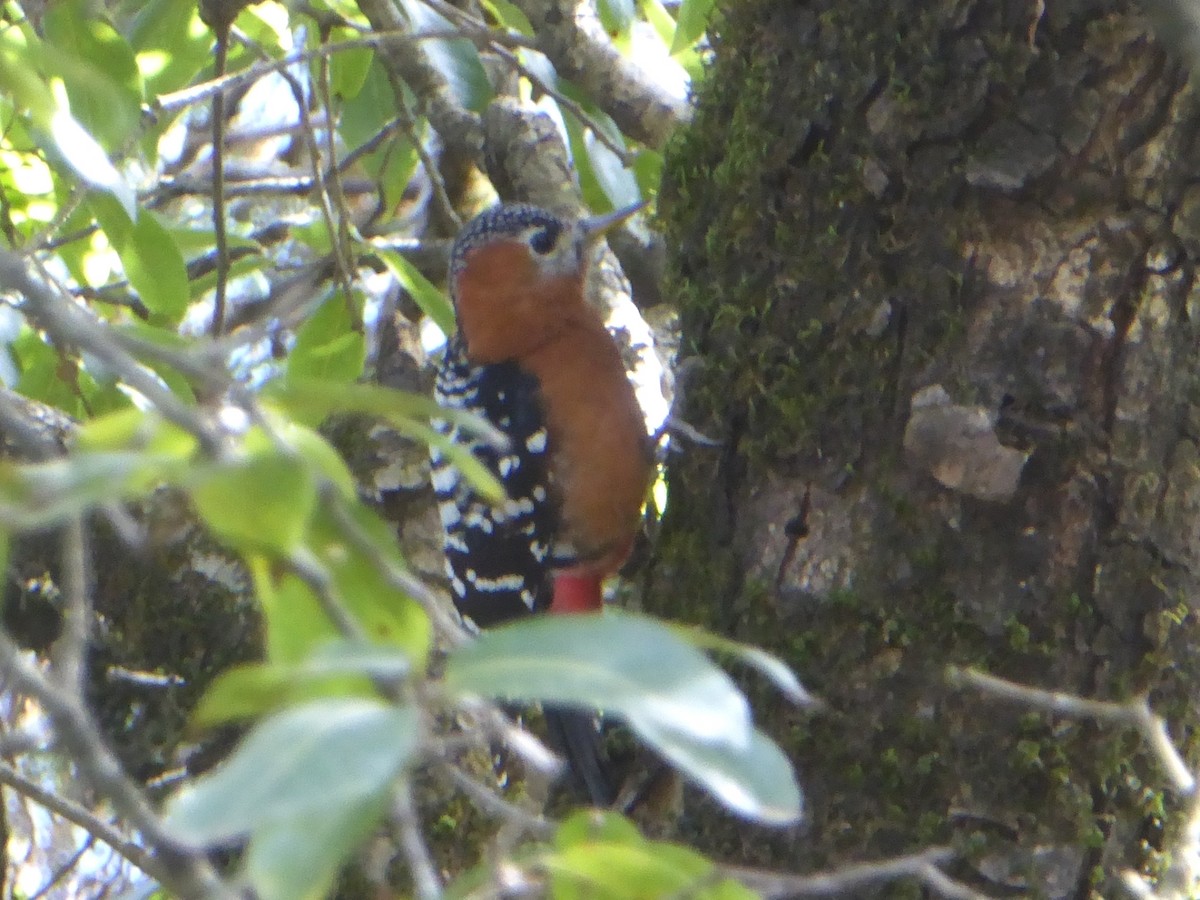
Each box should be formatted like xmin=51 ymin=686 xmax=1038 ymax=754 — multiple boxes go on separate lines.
xmin=579 ymin=200 xmax=647 ymax=245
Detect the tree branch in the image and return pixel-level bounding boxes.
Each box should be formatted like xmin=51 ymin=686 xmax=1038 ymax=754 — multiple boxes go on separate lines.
xmin=511 ymin=0 xmax=688 ymax=150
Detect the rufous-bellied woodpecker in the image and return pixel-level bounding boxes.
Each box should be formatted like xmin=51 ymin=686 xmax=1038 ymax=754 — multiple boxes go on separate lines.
xmin=430 ymin=201 xmax=653 ymax=804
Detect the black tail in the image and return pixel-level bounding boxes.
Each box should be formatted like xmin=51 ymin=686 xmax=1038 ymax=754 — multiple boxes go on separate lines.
xmin=543 ymin=707 xmax=617 ymax=806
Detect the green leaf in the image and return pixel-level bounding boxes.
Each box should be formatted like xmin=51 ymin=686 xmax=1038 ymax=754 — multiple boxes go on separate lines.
xmin=396 ymin=0 xmax=492 ymax=111
xmin=192 ymin=641 xmax=410 ymax=727
xmin=75 ymin=408 xmax=198 ymax=458
xmin=51 ymin=110 xmax=136 ymax=217
xmin=671 ymin=0 xmax=716 ymax=53
xmin=637 ymin=718 xmax=802 ymax=826
xmin=128 ymin=0 xmax=213 ymax=97
xmin=192 ymin=452 xmax=317 ymax=554
xmin=254 ymin=566 xmax=342 ymax=664
xmin=632 ymin=150 xmax=664 ymax=200
xmin=328 ymin=31 xmax=373 ymax=100
xmin=245 ymin=797 xmax=387 ymax=900
xmin=264 ymin=379 xmax=506 ymax=504
xmin=378 ymin=248 xmax=456 ymax=337
xmin=586 ymin=131 xmax=639 ymax=210
xmin=480 ymin=0 xmax=534 ymax=36
xmin=287 ymin=292 xmax=366 ymax=386
xmin=165 ymin=699 xmax=419 ymax=845
xmin=674 ymin=627 xmax=816 ymax=707
xmin=125 ymin=212 xmax=190 ymax=320
xmin=280 ymin=423 xmax=357 ymax=498
xmin=639 ymin=0 xmax=677 ymax=46
xmin=562 ymin=110 xmax=610 ymax=213
xmin=546 ymin=812 xmax=757 ymax=899
xmin=0 ymin=453 xmax=190 ymax=530
xmin=43 ymin=0 xmax=142 ymax=149
xmin=91 ymin=199 xmax=189 ymax=318
xmin=445 ymin=611 xmax=804 ymax=824
xmin=308 ymin=506 xmax=432 ymax=664
xmin=596 ymin=0 xmax=635 ymax=39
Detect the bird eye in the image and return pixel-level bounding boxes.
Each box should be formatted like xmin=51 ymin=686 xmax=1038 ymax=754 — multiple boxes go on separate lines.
xmin=528 ymin=226 xmax=557 ymax=255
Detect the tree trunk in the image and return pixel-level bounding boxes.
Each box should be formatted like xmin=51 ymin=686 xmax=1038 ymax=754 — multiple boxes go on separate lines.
xmin=655 ymin=0 xmax=1200 ymax=893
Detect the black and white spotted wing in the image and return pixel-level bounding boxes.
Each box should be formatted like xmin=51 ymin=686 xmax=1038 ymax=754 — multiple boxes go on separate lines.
xmin=431 ymin=335 xmax=558 ymax=630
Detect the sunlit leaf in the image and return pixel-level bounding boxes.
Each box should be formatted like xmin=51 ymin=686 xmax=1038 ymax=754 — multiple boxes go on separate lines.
xmin=396 ymin=0 xmax=492 ymax=111
xmin=637 ymin=719 xmax=802 ymax=825
xmin=378 ymin=248 xmax=456 ymax=337
xmin=308 ymin=506 xmax=432 ymax=663
xmin=586 ymin=131 xmax=639 ymax=210
xmin=596 ymin=0 xmax=635 ymax=39
xmin=165 ymin=699 xmax=419 ymax=845
xmin=547 ymin=811 xmax=757 ymax=899
xmin=287 ymin=292 xmax=366 ymax=386
xmin=50 ymin=109 xmax=136 ymax=218
xmin=128 ymin=0 xmax=212 ymax=97
xmin=192 ymin=641 xmax=410 ymax=727
xmin=671 ymin=0 xmax=716 ymax=53
xmin=192 ymin=452 xmax=317 ymax=555
xmin=43 ymin=0 xmax=142 ymax=149
xmin=481 ymin=0 xmax=534 ymax=36
xmin=639 ymin=0 xmax=677 ymax=46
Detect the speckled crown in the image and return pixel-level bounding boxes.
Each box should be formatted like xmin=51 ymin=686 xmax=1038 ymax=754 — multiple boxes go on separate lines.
xmin=448 ymin=203 xmax=565 ymax=282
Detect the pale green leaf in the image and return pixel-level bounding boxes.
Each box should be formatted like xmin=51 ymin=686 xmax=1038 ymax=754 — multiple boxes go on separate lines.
xmin=192 ymin=641 xmax=410 ymax=727
xmin=671 ymin=0 xmax=716 ymax=53
xmin=445 ymin=611 xmax=802 ymax=825
xmin=165 ymin=699 xmax=419 ymax=845
xmin=191 ymin=453 xmax=316 ymax=554
xmin=675 ymin=626 xmax=817 ymax=707
xmin=379 ymin=248 xmax=456 ymax=337
xmin=245 ymin=798 xmax=386 ymax=900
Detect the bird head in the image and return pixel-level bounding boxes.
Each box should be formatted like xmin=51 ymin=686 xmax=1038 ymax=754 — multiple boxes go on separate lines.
xmin=448 ymin=201 xmax=644 ymax=364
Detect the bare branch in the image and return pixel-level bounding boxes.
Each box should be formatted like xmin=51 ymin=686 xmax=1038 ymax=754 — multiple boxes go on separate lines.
xmin=721 ymin=847 xmax=985 ymax=899
xmin=49 ymin=517 xmax=89 ymax=694
xmin=0 ymin=760 xmax=158 ymax=882
xmin=392 ymin=782 xmax=443 ymax=900
xmin=0 ymin=251 xmax=223 ymax=452
xmin=0 ymin=632 xmax=235 ymax=898
xmin=354 ymin=0 xmax=484 ymax=163
xmin=511 ymin=0 xmax=688 ymax=150
xmin=946 ymin=666 xmax=1196 ymax=794
xmin=435 ymin=761 xmax=554 ymax=837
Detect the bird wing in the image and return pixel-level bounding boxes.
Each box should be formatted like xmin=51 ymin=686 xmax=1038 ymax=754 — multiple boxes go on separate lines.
xmin=432 ymin=336 xmax=559 ymax=630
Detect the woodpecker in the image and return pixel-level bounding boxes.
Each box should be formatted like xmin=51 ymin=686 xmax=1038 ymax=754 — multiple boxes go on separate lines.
xmin=430 ymin=201 xmax=653 ymax=803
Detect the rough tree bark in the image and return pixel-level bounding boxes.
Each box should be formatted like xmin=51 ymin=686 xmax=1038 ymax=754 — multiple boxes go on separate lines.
xmin=654 ymin=0 xmax=1200 ymax=894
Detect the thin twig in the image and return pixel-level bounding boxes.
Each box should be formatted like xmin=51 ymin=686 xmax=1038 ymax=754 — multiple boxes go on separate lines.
xmin=0 ymin=634 xmax=235 ymax=897
xmin=0 ymin=763 xmax=150 ymax=874
xmin=0 ymin=252 xmax=222 ymax=452
xmin=50 ymin=517 xmax=90 ymax=694
xmin=28 ymin=833 xmax=94 ymax=900
xmin=155 ymin=31 xmax=465 ymax=114
xmin=436 ymin=760 xmax=554 ymax=837
xmin=720 ymin=847 xmax=983 ymax=899
xmin=393 ymin=782 xmax=443 ymax=900
xmin=210 ymin=28 xmax=232 ymax=337
xmin=323 ymin=489 xmax=468 ymax=646
xmin=946 ymin=666 xmax=1196 ymax=794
